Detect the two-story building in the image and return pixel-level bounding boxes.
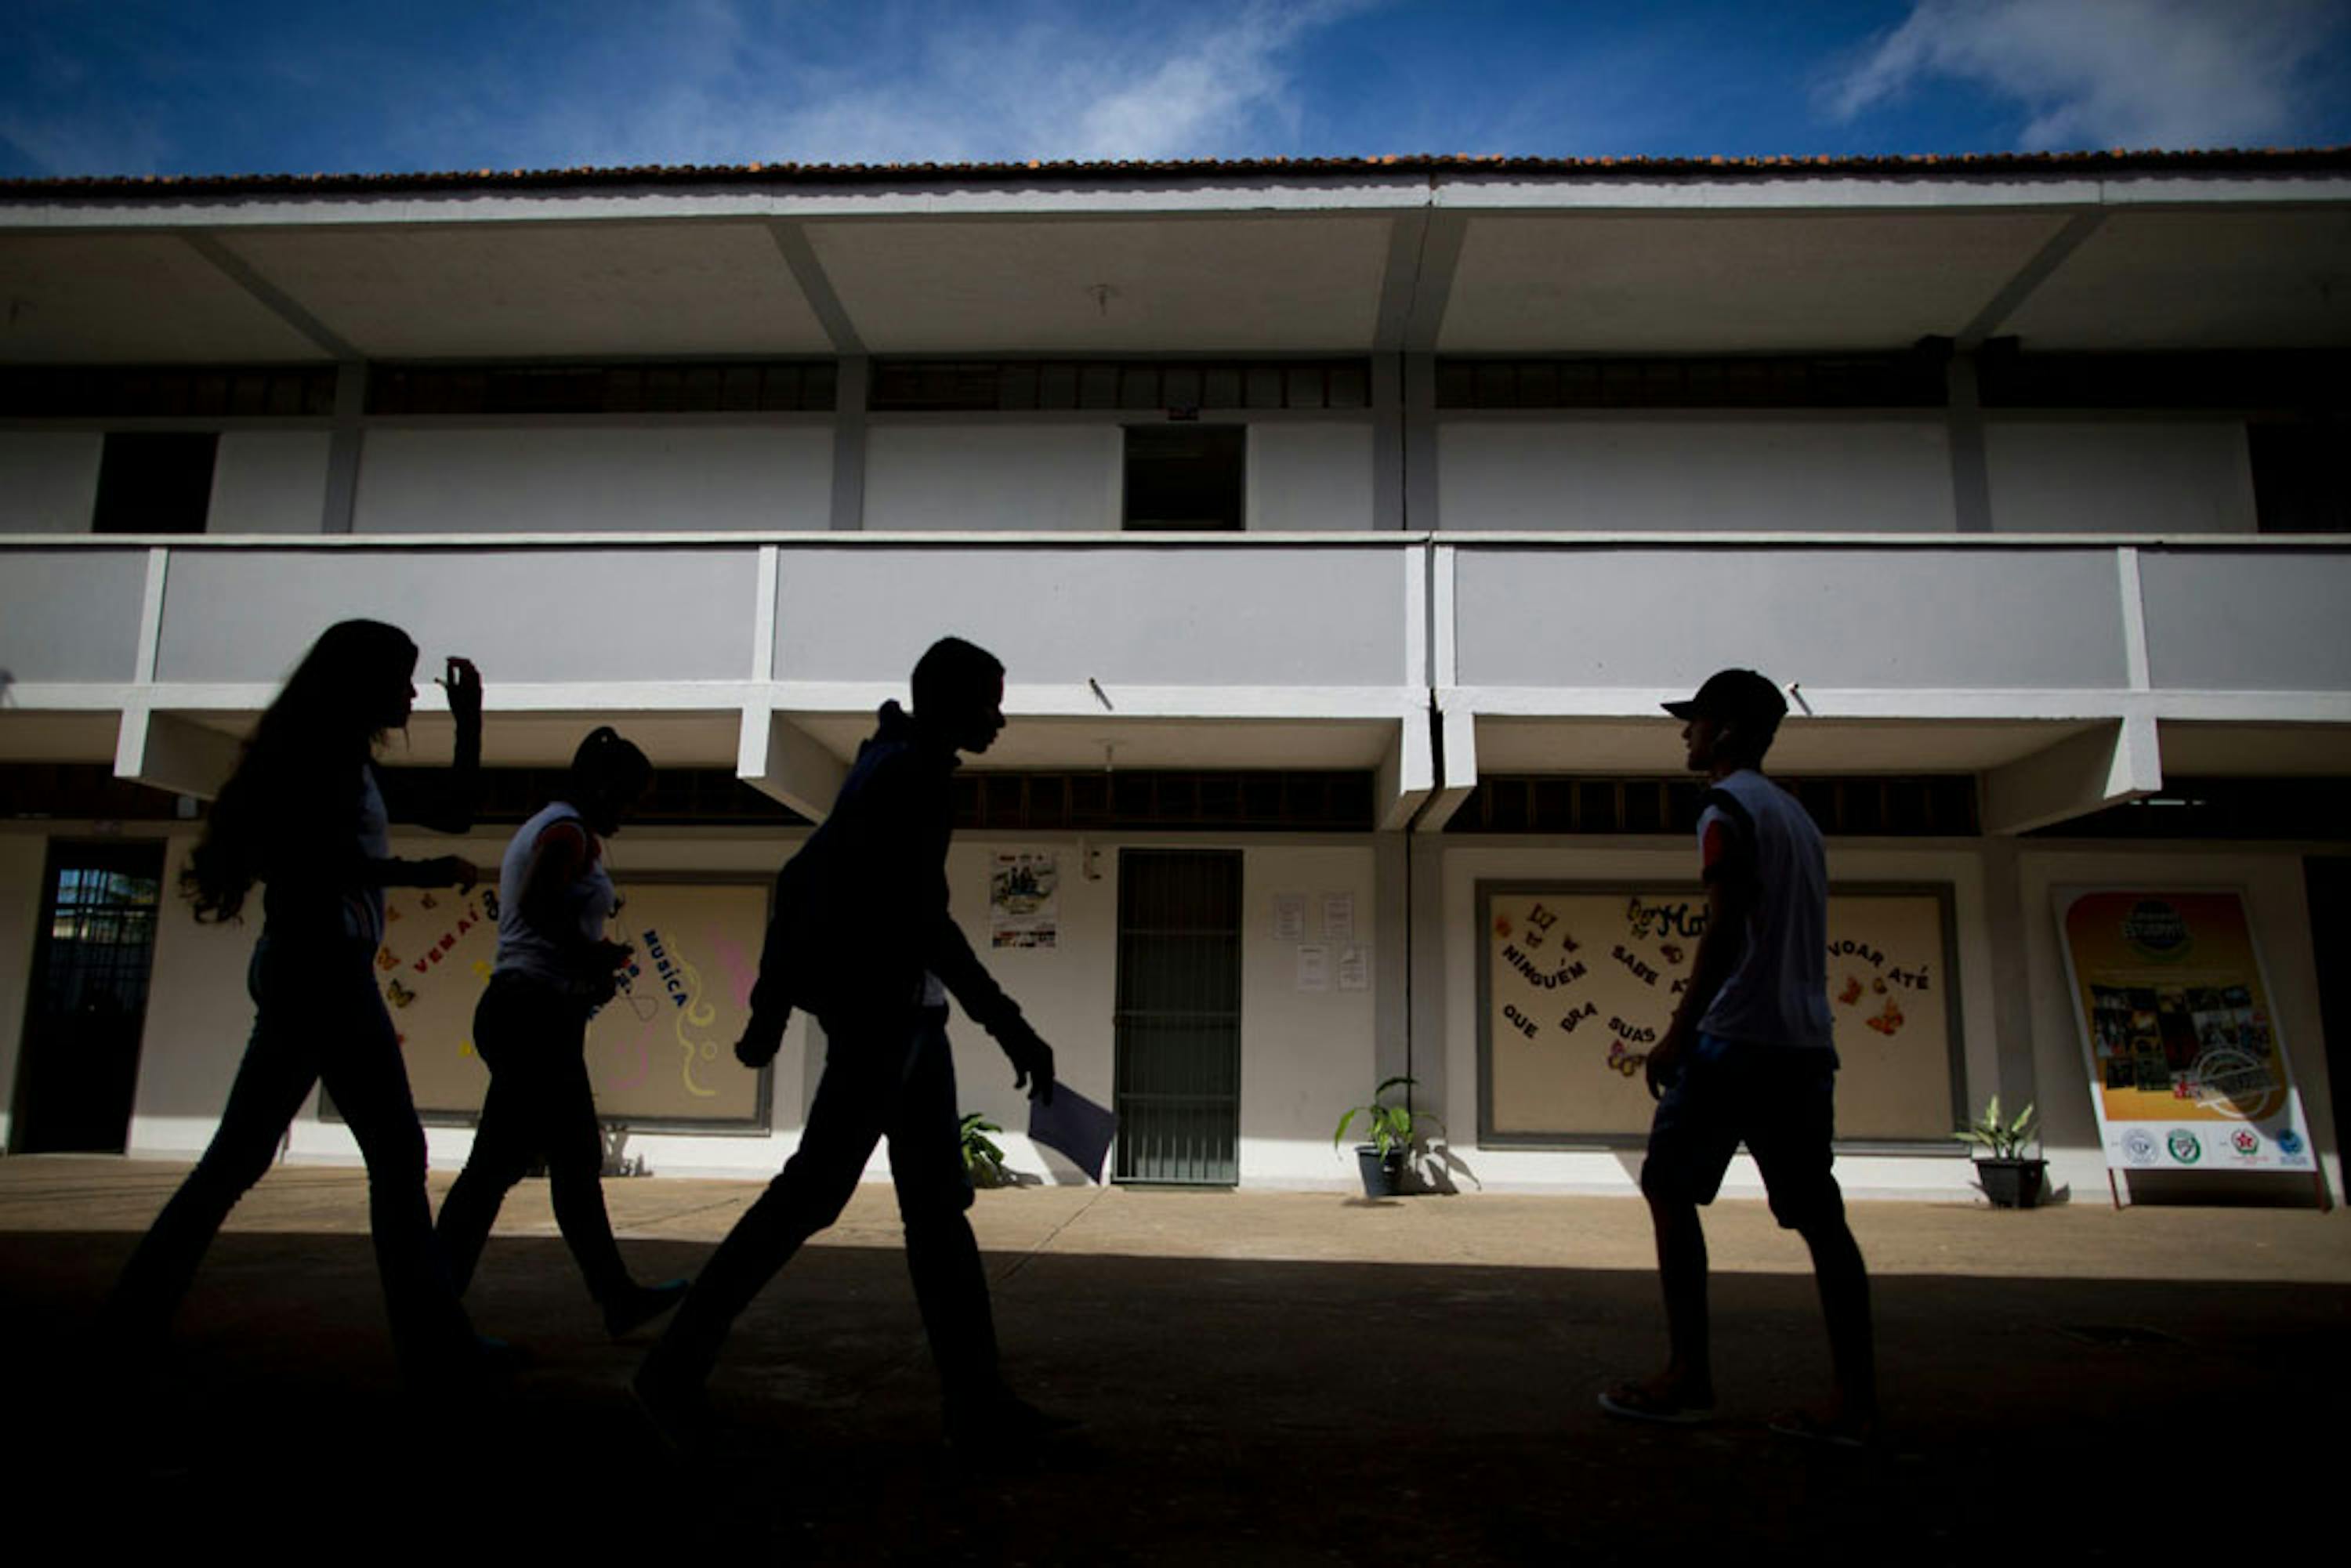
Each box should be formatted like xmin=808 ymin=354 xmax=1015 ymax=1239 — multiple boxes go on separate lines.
xmin=3 ymin=150 xmax=2345 ymax=1206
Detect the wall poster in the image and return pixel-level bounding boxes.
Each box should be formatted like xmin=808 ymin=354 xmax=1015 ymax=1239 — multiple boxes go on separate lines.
xmin=1477 ymin=882 xmax=1962 ymax=1146
xmin=989 ymin=851 xmax=1059 ymax=950
xmin=2055 ymin=889 xmax=2317 ymax=1176
xmin=361 ymin=878 xmax=770 ymax=1128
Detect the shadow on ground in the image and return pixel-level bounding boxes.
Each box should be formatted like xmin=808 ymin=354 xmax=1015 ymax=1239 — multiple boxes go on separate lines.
xmin=7 ymin=1229 xmax=2344 ymax=1563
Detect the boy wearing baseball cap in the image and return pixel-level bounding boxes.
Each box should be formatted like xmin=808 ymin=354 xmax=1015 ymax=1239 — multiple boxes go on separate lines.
xmin=1599 ymin=668 xmax=1878 ymax=1448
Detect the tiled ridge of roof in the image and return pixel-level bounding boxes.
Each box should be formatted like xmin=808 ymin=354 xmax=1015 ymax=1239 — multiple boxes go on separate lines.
xmin=5 ymin=147 xmax=2349 ymax=197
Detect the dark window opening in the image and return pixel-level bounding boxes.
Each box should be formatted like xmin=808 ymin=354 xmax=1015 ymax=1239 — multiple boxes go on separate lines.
xmin=2028 ymin=778 xmax=2351 ymax=841
xmin=1124 ymin=425 xmax=1244 ymax=531
xmin=92 ymin=432 xmax=217 ymax=534
xmin=2250 ymin=422 xmax=2351 ymax=534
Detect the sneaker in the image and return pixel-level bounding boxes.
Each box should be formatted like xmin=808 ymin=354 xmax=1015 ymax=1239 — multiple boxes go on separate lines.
xmin=603 ymin=1278 xmax=691 ymax=1340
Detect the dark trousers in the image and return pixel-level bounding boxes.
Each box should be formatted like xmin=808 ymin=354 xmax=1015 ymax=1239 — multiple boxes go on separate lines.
xmin=436 ymin=971 xmax=632 ymax=1304
xmin=645 ymin=1011 xmax=998 ymax=1401
xmin=107 ymin=935 xmax=476 ymax=1374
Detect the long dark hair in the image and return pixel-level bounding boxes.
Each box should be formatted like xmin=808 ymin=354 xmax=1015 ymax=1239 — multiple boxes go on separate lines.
xmin=183 ymin=619 xmax=418 ymax=922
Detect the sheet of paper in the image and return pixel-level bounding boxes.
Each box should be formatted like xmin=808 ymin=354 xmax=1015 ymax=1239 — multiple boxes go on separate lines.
xmin=1320 ymin=894 xmax=1355 ymax=943
xmin=1338 ymin=945 xmax=1369 ymax=992
xmin=1027 ymin=1085 xmax=1119 ymax=1184
xmin=1296 ymin=943 xmax=1330 ymax=993
xmin=1272 ymin=893 xmax=1306 ymax=942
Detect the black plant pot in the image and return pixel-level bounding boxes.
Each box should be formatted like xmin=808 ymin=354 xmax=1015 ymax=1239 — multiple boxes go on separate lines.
xmin=1356 ymin=1144 xmax=1405 ymax=1198
xmin=1976 ymin=1157 xmax=2047 ymax=1209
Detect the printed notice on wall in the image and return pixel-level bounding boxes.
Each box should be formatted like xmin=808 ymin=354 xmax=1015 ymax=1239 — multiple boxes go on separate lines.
xmin=1320 ymin=893 xmax=1355 ymax=943
xmin=990 ymin=851 xmax=1058 ymax=950
xmin=2056 ymin=889 xmax=2316 ymax=1176
xmin=1296 ymin=943 xmax=1331 ymax=993
xmin=1272 ymin=893 xmax=1306 ymax=943
xmin=1480 ymin=885 xmax=1958 ymax=1143
xmin=1338 ymin=945 xmax=1370 ymax=993
xmin=375 ymin=881 xmax=767 ymax=1125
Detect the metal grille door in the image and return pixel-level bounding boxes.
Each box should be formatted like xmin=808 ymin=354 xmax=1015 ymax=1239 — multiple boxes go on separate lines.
xmin=1113 ymin=849 xmax=1242 ymax=1185
xmin=11 ymin=842 xmax=164 ymax=1153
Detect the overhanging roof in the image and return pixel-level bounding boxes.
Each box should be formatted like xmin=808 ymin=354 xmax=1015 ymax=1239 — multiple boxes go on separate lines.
xmin=3 ymin=148 xmax=2347 ymax=363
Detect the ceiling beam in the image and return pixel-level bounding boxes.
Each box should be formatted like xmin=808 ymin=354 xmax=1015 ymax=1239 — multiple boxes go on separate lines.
xmin=1955 ymin=209 xmax=2106 ymax=349
xmin=766 ymin=220 xmax=865 ymax=355
xmin=179 ymin=231 xmax=362 ymax=360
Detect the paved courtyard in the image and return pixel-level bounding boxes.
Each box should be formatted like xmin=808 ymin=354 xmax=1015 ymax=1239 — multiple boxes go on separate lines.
xmin=7 ymin=1156 xmax=2346 ymax=1563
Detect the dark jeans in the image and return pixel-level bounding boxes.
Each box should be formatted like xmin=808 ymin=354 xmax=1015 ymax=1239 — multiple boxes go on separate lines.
xmin=107 ymin=933 xmax=476 ymax=1374
xmin=645 ymin=1010 xmax=997 ymax=1402
xmin=436 ymin=971 xmax=632 ymax=1304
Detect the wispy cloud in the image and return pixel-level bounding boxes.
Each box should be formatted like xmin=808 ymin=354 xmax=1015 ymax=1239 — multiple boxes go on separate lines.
xmin=1823 ymin=0 xmax=2348 ymax=150
xmin=396 ymin=0 xmax=1382 ymax=173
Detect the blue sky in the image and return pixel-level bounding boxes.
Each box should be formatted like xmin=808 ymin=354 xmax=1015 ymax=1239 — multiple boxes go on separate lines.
xmin=4 ymin=0 xmax=2349 ymax=179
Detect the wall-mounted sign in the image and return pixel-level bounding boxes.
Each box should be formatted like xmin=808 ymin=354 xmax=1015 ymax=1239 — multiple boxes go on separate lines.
xmin=2055 ymin=889 xmax=2316 ymax=1177
xmin=990 ymin=851 xmax=1058 ymax=950
xmin=370 ymin=879 xmax=769 ymax=1127
xmin=1477 ymin=883 xmax=1961 ymax=1145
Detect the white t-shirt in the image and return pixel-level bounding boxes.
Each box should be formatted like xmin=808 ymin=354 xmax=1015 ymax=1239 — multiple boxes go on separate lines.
xmin=1694 ymin=769 xmax=1835 ymax=1052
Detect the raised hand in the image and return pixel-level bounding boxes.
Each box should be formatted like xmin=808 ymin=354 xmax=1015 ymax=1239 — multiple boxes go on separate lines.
xmin=437 ymin=656 xmax=483 ymax=727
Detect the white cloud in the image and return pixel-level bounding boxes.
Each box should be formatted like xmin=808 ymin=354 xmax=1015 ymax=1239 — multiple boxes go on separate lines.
xmin=406 ymin=0 xmax=1381 ymax=173
xmin=1824 ymin=0 xmax=2346 ymax=150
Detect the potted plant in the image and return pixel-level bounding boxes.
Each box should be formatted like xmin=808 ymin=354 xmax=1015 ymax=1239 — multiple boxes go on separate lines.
xmin=961 ymin=1112 xmax=1009 ymax=1190
xmin=1954 ymin=1094 xmax=2045 ymax=1208
xmin=1334 ymin=1075 xmax=1443 ymax=1198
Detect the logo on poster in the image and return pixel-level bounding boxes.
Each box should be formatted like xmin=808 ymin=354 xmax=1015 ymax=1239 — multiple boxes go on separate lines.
xmin=2278 ymin=1128 xmax=2306 ymax=1157
xmin=2121 ymin=899 xmax=2191 ymax=964
xmin=2166 ymin=1128 xmax=2203 ymax=1164
xmin=2121 ymin=1128 xmax=2161 ymax=1166
xmin=2190 ymin=1047 xmax=2285 ymax=1121
xmin=2229 ymin=1128 xmax=2261 ymax=1158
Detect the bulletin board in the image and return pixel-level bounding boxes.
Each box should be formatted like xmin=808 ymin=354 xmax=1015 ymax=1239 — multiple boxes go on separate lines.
xmin=1476 ymin=882 xmax=1963 ymax=1147
xmin=356 ymin=877 xmax=772 ymax=1128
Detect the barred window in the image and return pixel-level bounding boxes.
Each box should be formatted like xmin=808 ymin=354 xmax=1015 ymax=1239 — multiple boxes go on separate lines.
xmin=0 ymin=364 xmax=337 ymax=419
xmin=870 ymin=359 xmax=1371 ymax=413
xmin=367 ymin=360 xmax=835 ymax=415
xmin=1450 ymin=775 xmax=1980 ymax=837
xmin=1435 ymin=353 xmax=1947 ymax=410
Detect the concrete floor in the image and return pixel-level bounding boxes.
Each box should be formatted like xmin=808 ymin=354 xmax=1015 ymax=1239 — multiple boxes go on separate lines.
xmin=8 ymin=1155 xmax=2348 ymax=1563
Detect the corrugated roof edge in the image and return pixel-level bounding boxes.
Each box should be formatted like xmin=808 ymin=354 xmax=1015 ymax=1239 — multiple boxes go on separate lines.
xmin=4 ymin=147 xmax=2350 ymax=197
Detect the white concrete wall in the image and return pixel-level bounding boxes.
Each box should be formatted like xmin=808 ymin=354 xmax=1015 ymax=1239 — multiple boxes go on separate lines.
xmin=0 ymin=432 xmax=101 ymax=533
xmin=1986 ymin=422 xmax=2255 ymax=535
xmin=2014 ymin=846 xmax=2340 ymax=1207
xmin=0 ymin=833 xmax=49 ymax=1150
xmin=209 ymin=432 xmax=332 ymax=534
xmin=1434 ymin=840 xmax=2001 ymax=1201
xmin=99 ymin=824 xmax=1379 ymax=1190
xmin=354 ymin=426 xmax=833 ymax=533
xmin=864 ymin=423 xmax=1121 ymax=531
xmin=1436 ymin=418 xmax=1955 ymax=532
xmin=1248 ymin=423 xmax=1375 ymax=531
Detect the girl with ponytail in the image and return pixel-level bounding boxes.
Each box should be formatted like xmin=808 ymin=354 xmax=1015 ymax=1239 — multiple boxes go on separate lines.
xmin=435 ymin=725 xmax=688 ymax=1338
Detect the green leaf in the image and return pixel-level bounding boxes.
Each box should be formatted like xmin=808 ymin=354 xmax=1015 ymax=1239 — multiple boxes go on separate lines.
xmin=1334 ymin=1107 xmax=1360 ymax=1147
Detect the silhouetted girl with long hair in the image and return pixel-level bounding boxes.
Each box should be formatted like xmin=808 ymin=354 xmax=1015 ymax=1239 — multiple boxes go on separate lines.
xmin=109 ymin=618 xmax=496 ymax=1385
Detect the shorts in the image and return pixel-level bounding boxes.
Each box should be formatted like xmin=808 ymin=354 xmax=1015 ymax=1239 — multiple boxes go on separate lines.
xmin=1640 ymin=1032 xmax=1844 ymax=1229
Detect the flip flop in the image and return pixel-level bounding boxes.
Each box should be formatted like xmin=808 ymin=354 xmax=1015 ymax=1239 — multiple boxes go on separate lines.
xmin=1597 ymin=1383 xmax=1716 ymax=1425
xmin=1767 ymin=1410 xmax=1874 ymax=1450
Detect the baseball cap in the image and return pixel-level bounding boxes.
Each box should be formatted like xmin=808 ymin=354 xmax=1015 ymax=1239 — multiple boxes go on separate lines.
xmin=1662 ymin=668 xmax=1787 ymax=726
